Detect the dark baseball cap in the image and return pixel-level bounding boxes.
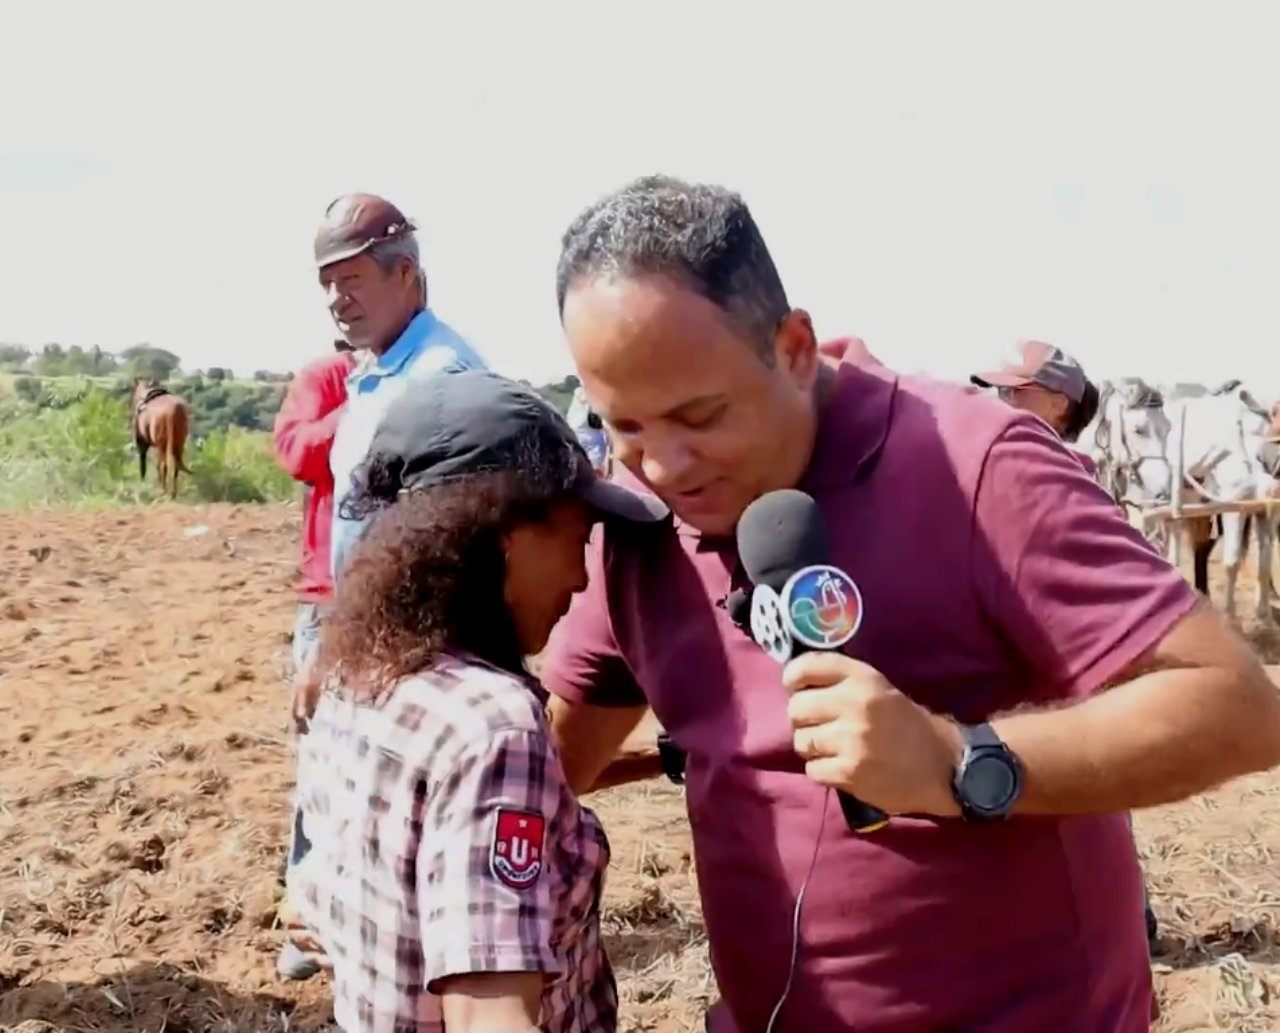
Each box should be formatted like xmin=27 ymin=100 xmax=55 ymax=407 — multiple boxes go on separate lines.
xmin=314 ymin=192 xmax=417 ymax=269
xmin=971 ymin=340 xmax=1088 ymax=403
xmin=365 ymin=370 xmax=668 ymax=525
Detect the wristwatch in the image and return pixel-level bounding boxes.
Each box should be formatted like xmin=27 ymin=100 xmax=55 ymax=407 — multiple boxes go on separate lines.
xmin=952 ymin=722 xmax=1023 ymax=822
xmin=656 ymin=732 xmax=687 ymax=786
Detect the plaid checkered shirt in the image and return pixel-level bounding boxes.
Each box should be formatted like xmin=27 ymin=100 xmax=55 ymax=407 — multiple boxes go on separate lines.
xmin=290 ymin=653 xmax=617 ymax=1032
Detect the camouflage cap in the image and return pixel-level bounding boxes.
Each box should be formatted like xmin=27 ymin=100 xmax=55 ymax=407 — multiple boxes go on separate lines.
xmin=971 ymin=340 xmax=1088 ymax=403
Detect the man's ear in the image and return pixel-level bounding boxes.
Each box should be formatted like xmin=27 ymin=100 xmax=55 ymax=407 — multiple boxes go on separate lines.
xmin=397 ymin=256 xmax=418 ymax=290
xmin=773 ymin=308 xmax=819 ymax=389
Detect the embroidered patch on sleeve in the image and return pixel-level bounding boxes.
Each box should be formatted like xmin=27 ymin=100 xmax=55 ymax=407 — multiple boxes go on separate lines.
xmin=489 ymin=808 xmax=546 ymax=890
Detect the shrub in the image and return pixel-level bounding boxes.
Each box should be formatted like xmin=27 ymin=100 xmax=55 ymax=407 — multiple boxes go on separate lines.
xmin=0 ymin=388 xmax=296 ymax=509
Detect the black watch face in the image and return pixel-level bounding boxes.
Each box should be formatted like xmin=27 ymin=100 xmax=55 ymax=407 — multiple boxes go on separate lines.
xmin=963 ymin=753 xmax=1018 ymax=814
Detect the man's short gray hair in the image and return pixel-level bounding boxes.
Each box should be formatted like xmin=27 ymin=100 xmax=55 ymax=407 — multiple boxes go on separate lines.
xmin=555 ymin=174 xmax=790 ymax=361
xmin=369 ymin=234 xmax=426 ymax=304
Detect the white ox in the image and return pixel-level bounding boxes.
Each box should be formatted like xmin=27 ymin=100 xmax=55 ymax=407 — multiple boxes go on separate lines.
xmin=1086 ymin=379 xmax=1280 ymax=625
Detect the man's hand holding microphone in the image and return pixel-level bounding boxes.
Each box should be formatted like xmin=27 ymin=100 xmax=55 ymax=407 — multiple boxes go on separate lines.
xmin=738 ymin=489 xmax=985 ymax=827
xmin=782 ymin=650 xmax=963 ymax=820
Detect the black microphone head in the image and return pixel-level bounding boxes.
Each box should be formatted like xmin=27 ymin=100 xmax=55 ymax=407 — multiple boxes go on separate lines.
xmin=736 ymin=489 xmax=830 ymax=592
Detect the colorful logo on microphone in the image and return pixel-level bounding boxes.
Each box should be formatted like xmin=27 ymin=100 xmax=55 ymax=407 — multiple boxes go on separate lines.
xmin=781 ymin=564 xmax=863 ymax=649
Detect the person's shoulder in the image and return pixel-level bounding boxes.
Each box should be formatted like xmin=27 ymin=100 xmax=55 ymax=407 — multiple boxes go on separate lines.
xmin=422 ymin=311 xmax=486 ymax=361
xmin=876 ymin=365 xmax=1025 ymax=484
xmin=980 ymin=410 xmax=1109 ymax=479
xmin=1070 ymin=447 xmax=1099 ymax=477
xmin=294 ymin=349 xmax=358 ymax=382
xmin=825 ymin=343 xmax=1015 ymax=444
xmin=819 ymin=336 xmax=881 ymax=365
xmin=896 ymin=369 xmax=1017 ymax=430
xmin=392 ymin=655 xmax=549 ymax=748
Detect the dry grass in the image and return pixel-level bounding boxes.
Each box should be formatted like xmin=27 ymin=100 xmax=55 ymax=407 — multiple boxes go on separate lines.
xmin=2 ymin=503 xmax=1279 ymax=1032
xmin=1134 ymin=771 xmax=1280 ymax=1032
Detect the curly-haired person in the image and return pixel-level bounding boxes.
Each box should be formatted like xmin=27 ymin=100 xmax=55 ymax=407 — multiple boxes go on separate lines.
xmin=286 ymin=369 xmax=667 ymax=1033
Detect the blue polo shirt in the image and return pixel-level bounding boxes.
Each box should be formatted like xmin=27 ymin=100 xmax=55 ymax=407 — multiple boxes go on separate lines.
xmin=329 ymin=308 xmax=486 ymax=579
xmin=577 ymin=426 xmax=609 ymax=470
xmin=567 ymin=388 xmax=609 ymax=471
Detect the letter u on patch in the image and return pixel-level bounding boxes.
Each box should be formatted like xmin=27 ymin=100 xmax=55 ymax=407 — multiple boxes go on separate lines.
xmin=490 ymin=808 xmax=546 ymax=889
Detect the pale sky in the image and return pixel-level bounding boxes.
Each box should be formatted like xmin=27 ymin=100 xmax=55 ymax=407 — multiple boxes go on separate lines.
xmin=3 ymin=1 xmax=1279 ymax=387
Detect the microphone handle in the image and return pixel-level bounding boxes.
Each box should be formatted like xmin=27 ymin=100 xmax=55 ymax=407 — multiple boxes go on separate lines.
xmin=837 ymin=790 xmax=889 ymax=834
xmin=793 ymin=643 xmax=890 ymax=834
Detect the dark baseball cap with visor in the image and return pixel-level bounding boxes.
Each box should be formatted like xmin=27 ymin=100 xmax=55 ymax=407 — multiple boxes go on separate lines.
xmin=970 ymin=340 xmax=1087 ymax=403
xmin=363 ymin=369 xmax=668 ymax=525
xmin=314 ymin=193 xmax=417 ymax=270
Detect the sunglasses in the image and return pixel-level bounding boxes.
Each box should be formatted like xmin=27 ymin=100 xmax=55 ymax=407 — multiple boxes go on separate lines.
xmin=996 ymin=384 xmax=1047 ymax=402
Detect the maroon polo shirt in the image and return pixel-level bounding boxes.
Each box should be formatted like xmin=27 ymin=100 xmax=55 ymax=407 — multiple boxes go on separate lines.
xmin=542 ymin=349 xmax=1196 ymax=1033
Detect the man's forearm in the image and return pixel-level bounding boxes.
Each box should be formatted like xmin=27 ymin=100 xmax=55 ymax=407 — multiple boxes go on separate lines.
xmin=584 ymin=720 xmax=665 ymax=793
xmin=587 ymin=751 xmax=665 ymax=793
xmin=983 ymin=662 xmax=1280 ymax=815
xmin=547 ymin=699 xmax=663 ymax=795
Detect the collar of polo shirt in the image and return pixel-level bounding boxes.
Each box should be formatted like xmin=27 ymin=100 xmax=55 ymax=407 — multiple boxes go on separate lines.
xmin=802 ymin=357 xmax=899 ymax=491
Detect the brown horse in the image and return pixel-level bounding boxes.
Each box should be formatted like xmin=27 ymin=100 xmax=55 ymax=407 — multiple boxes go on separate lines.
xmin=131 ymin=378 xmax=192 ymax=499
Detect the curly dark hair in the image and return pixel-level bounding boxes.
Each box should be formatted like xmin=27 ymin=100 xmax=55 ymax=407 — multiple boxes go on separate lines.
xmin=319 ymin=463 xmax=561 ymax=698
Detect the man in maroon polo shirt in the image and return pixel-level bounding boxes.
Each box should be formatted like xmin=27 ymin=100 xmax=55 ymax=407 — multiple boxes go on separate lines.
xmin=540 ymin=175 xmax=1280 ymax=1033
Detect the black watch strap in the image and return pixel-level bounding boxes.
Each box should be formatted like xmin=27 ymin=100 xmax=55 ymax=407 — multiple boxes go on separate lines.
xmin=962 ymin=721 xmax=1003 ymax=751
xmin=954 ymin=722 xmax=1022 ymax=822
xmin=657 ymin=732 xmax=686 ymax=785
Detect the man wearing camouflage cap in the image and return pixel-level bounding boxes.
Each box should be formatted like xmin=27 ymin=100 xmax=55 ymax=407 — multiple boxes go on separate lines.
xmin=315 ymin=192 xmax=488 ymax=579
xmin=969 ymin=340 xmax=1096 ymax=448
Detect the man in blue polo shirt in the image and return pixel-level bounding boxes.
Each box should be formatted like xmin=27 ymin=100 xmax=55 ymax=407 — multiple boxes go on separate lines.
xmin=279 ymin=193 xmax=486 ymax=982
xmin=568 ymin=384 xmax=610 ymax=475
xmin=314 ymin=192 xmax=488 ymax=579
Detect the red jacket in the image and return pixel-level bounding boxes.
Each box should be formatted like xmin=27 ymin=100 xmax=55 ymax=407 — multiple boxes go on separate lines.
xmin=273 ymin=351 xmax=359 ymax=602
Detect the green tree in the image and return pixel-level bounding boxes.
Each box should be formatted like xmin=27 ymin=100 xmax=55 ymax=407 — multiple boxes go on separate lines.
xmin=33 ymin=344 xmax=67 ymax=377
xmin=62 ymin=345 xmax=92 ymax=375
xmin=0 ymin=344 xmax=30 ymax=369
xmin=87 ymin=346 xmax=118 ymax=375
xmin=121 ymin=344 xmax=181 ymax=381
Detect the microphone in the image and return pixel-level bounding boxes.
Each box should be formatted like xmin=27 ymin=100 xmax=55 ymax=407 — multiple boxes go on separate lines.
xmin=736 ymin=488 xmax=889 ymax=834
xmin=724 ymin=586 xmax=752 ymax=630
